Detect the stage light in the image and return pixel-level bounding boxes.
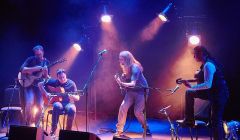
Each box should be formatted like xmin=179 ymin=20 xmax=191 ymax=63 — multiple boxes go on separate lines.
xmin=188 ymin=35 xmax=201 ymax=45
xmin=223 ymin=120 xmax=240 ymax=139
xmin=158 ymin=14 xmax=168 ymax=22
xmin=72 ymin=43 xmax=82 ymax=52
xmin=158 ymin=3 xmax=173 ymax=22
xmin=101 ymin=14 xmax=112 ymax=23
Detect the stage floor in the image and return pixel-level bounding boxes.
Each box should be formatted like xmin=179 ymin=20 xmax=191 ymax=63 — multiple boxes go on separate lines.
xmin=0 ymin=116 xmax=212 ymax=140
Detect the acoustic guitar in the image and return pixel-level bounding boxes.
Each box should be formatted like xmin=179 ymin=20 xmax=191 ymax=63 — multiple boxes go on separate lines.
xmin=18 ymin=58 xmax=66 ymax=87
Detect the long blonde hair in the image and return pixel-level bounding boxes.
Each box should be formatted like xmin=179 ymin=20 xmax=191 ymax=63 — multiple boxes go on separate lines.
xmin=119 ymin=51 xmax=143 ymax=74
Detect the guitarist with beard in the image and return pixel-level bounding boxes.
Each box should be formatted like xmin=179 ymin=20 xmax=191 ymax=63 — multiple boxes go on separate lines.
xmin=38 ymin=69 xmax=80 ymax=136
xmin=19 ymin=45 xmax=50 ymax=126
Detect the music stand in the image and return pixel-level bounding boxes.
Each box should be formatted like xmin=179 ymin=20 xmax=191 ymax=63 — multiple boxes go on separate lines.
xmin=1 ymin=79 xmax=22 ymax=138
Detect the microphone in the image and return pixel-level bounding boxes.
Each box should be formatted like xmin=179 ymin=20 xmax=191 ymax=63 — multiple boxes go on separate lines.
xmin=171 ymin=85 xmax=180 ymax=94
xmin=98 ymin=49 xmax=108 ymax=55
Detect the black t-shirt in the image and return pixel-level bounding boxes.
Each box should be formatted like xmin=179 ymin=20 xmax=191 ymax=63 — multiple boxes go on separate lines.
xmin=45 ymin=78 xmax=77 ymax=104
xmin=20 ymin=56 xmax=50 ymax=71
xmin=20 ymin=56 xmax=50 ymax=86
xmin=198 ymin=58 xmax=229 ymax=101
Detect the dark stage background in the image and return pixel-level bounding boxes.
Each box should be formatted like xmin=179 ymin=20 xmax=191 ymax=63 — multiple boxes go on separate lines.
xmin=0 ymin=0 xmax=239 ymax=121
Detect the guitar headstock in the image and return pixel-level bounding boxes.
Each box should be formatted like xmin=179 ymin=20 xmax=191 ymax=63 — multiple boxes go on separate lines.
xmin=176 ymin=78 xmax=183 ymax=84
xmin=48 ymin=58 xmax=67 ymax=68
xmin=76 ymin=90 xmax=84 ymax=96
xmin=114 ymin=73 xmax=120 ymax=79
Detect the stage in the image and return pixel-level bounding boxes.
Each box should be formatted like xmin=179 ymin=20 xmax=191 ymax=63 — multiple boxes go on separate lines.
xmin=0 ymin=115 xmax=212 ymax=140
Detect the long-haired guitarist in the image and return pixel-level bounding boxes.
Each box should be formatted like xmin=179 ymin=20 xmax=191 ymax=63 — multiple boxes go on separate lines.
xmin=19 ymin=45 xmax=50 ymax=126
xmin=114 ymin=51 xmax=151 ymax=137
xmin=180 ymin=46 xmax=229 ymax=140
xmin=38 ymin=68 xmax=80 ymax=136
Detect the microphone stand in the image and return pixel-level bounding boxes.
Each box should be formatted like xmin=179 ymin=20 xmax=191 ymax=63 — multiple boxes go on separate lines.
xmin=82 ymin=53 xmax=104 ymax=132
xmin=159 ymin=106 xmax=180 ymax=140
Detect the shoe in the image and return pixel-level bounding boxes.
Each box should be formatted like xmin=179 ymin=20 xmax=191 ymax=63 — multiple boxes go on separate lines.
xmin=114 ymin=131 xmax=123 ymax=137
xmin=50 ymin=134 xmax=57 ymax=140
xmin=146 ymin=128 xmax=152 ymax=136
xmin=50 ymin=129 xmax=56 ymax=137
xmin=50 ymin=126 xmax=57 ymax=136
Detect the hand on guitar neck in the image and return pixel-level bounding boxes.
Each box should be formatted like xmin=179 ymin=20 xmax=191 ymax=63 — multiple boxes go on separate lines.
xmin=176 ymin=78 xmax=198 ymax=88
xmin=114 ymin=73 xmax=123 ymax=86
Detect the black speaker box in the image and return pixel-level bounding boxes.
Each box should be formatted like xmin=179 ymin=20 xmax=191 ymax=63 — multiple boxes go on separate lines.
xmin=112 ymin=136 xmax=131 ymax=140
xmin=59 ymin=130 xmax=101 ymax=140
xmin=9 ymin=125 xmax=48 ymax=140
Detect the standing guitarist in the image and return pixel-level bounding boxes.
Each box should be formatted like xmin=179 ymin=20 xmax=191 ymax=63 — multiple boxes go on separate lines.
xmin=38 ymin=69 xmax=80 ymax=136
xmin=19 ymin=45 xmax=49 ymax=126
xmin=114 ymin=51 xmax=151 ymax=137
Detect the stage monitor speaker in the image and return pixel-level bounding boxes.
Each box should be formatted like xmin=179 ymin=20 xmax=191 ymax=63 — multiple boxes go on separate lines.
xmin=112 ymin=136 xmax=131 ymax=140
xmin=59 ymin=130 xmax=101 ymax=140
xmin=9 ymin=125 xmax=48 ymax=140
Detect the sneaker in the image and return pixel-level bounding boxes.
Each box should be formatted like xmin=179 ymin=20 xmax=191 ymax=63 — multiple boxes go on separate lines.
xmin=114 ymin=131 xmax=123 ymax=137
xmin=50 ymin=134 xmax=57 ymax=140
xmin=50 ymin=126 xmax=57 ymax=136
xmin=146 ymin=128 xmax=152 ymax=136
xmin=50 ymin=129 xmax=56 ymax=136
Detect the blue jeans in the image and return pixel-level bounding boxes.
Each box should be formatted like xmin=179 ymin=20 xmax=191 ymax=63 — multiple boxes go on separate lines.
xmin=51 ymin=102 xmax=76 ymax=132
xmin=24 ymin=86 xmax=43 ymax=125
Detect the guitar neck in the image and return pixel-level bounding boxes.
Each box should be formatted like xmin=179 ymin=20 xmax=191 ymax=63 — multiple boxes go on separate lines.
xmin=47 ymin=58 xmax=66 ymax=68
xmin=47 ymin=61 xmax=58 ymax=68
xmin=186 ymin=79 xmax=198 ymax=83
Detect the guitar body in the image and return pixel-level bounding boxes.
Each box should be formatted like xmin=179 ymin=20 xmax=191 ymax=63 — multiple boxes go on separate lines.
xmin=43 ymin=86 xmax=64 ymax=105
xmin=18 ymin=71 xmax=43 ymax=87
xmin=114 ymin=73 xmax=128 ymax=95
xmin=18 ymin=58 xmax=66 ymax=87
xmin=43 ymin=86 xmax=83 ymax=105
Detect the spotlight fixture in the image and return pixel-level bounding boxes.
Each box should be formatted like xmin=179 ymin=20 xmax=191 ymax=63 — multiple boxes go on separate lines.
xmin=188 ymin=35 xmax=201 ymax=45
xmin=72 ymin=43 xmax=82 ymax=52
xmin=101 ymin=14 xmax=112 ymax=23
xmin=100 ymin=4 xmax=112 ymax=23
xmin=158 ymin=3 xmax=173 ymax=22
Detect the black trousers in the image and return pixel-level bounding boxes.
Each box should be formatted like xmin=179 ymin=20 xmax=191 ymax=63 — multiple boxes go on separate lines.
xmin=185 ymin=90 xmax=228 ymax=140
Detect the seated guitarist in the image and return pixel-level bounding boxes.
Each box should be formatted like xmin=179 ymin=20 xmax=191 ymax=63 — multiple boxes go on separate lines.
xmin=20 ymin=45 xmax=49 ymax=126
xmin=180 ymin=46 xmax=229 ymax=140
xmin=38 ymin=68 xmax=80 ymax=136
